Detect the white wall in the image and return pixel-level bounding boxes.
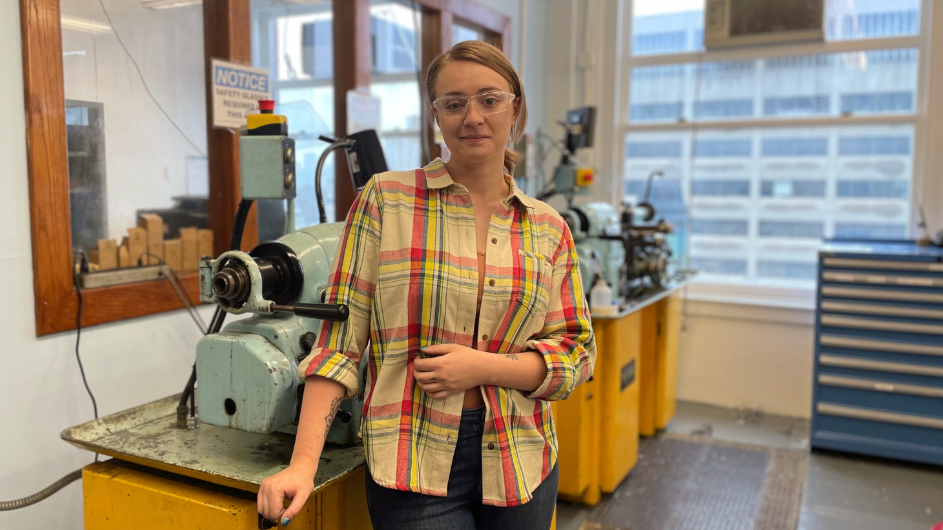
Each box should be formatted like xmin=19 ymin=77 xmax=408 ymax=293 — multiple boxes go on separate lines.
xmin=0 ymin=2 xmax=216 ymax=528
xmin=675 ymin=301 xmax=816 ymax=418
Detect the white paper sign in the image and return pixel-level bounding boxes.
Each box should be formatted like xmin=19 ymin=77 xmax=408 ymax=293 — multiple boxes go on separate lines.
xmin=211 ymin=58 xmax=270 ymax=129
xmin=347 ymin=90 xmax=382 ymax=133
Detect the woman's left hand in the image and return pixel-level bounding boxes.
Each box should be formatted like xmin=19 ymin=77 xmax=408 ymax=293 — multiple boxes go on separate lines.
xmin=414 ymin=344 xmax=491 ymax=399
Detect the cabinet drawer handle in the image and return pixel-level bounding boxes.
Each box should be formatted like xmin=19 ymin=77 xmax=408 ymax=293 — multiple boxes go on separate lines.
xmin=821 ymin=335 xmax=943 ymax=357
xmin=822 ymin=272 xmax=943 ymax=287
xmin=817 ymin=403 xmax=943 ymax=430
xmin=819 ymin=374 xmax=943 ymax=398
xmin=820 ymin=301 xmax=943 ymax=320
xmin=819 ymin=355 xmax=943 ymax=377
xmin=823 ymin=257 xmax=943 ymax=272
xmin=821 ymin=315 xmax=943 ymax=335
xmin=821 ymin=286 xmax=943 ymax=303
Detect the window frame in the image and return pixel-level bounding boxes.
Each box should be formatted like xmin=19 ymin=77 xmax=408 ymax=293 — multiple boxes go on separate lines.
xmin=618 ymin=0 xmax=933 ymax=308
xmin=22 ymin=0 xmax=255 ymax=336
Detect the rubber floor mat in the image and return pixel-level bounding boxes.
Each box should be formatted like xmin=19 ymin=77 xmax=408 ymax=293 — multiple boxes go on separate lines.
xmin=581 ymin=433 xmax=806 ymax=530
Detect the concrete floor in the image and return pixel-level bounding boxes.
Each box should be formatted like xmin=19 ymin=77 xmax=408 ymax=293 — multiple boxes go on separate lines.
xmin=556 ymin=401 xmax=943 ymax=530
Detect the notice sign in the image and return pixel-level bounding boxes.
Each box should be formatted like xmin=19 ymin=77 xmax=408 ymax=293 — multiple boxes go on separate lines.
xmin=211 ymin=58 xmax=270 ymax=129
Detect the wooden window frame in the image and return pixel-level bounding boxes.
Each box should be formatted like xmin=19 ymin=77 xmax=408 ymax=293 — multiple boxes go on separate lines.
xmin=21 ymin=0 xmax=255 ymax=336
xmin=21 ymin=0 xmax=506 ymax=335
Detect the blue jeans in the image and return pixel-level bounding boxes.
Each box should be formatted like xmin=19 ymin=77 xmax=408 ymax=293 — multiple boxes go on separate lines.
xmin=364 ymin=406 xmax=559 ymax=530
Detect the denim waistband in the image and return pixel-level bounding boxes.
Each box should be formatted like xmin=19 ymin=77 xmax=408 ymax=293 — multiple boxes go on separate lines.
xmin=461 ymin=406 xmax=485 ymax=422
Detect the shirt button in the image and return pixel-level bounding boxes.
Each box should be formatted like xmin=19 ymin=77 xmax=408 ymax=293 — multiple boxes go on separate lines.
xmin=491 ymin=238 xmax=497 ymax=244
xmin=482 ymin=334 xmax=489 ymax=342
xmin=488 ymin=443 xmax=495 ymax=450
xmin=489 ymin=279 xmax=495 ymax=287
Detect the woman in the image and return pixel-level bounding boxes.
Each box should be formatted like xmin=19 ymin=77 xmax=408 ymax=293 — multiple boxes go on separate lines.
xmin=258 ymin=41 xmax=596 ymax=530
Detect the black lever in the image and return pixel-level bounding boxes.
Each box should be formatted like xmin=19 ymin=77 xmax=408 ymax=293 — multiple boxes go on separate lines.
xmin=258 ymin=513 xmax=276 ymax=529
xmin=272 ymin=303 xmax=350 ymax=322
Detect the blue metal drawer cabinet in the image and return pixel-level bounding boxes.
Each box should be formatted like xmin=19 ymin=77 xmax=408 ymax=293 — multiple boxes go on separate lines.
xmin=811 ymin=241 xmax=943 ymax=466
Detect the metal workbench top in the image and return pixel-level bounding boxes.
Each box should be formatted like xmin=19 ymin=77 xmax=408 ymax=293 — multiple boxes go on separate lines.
xmin=61 ymin=394 xmax=366 ymax=494
xmin=591 ymin=270 xmax=697 ymax=321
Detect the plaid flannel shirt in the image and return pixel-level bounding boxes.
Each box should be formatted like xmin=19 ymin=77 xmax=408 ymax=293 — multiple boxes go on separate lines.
xmin=297 ymin=158 xmax=596 ymax=506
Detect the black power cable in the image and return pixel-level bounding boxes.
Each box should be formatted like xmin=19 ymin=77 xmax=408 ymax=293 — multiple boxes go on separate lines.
xmin=72 ymin=252 xmax=99 ymax=463
xmin=2 ymin=253 xmax=108 ymax=511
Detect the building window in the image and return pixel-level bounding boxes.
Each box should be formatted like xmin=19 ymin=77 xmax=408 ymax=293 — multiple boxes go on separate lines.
xmin=252 ymin=0 xmax=336 ymax=229
xmin=370 ymin=0 xmax=423 ymax=172
xmin=625 ymin=0 xmax=924 ymax=295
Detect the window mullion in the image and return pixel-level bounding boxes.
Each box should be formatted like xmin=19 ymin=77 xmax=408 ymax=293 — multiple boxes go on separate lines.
xmin=626 ymin=35 xmax=922 ymax=68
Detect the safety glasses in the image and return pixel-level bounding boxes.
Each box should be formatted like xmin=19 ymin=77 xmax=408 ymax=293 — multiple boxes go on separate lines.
xmin=431 ymin=91 xmax=516 ymax=118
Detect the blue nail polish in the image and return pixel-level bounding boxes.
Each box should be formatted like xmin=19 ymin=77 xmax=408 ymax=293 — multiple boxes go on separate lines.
xmin=282 ymin=517 xmax=290 ymax=526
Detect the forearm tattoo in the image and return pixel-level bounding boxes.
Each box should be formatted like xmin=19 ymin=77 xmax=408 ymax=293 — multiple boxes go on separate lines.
xmin=504 ymin=354 xmax=519 ymax=361
xmin=323 ymin=397 xmax=341 ymax=439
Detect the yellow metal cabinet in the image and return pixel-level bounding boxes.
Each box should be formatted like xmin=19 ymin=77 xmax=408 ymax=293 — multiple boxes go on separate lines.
xmin=552 ymin=357 xmax=600 ymax=505
xmin=637 ymin=305 xmax=659 ymax=437
xmin=83 ymin=459 xmax=371 ymax=530
xmin=638 ymin=294 xmax=682 ymax=436
xmin=655 ymin=293 xmax=681 ymax=429
xmin=553 ymin=312 xmax=640 ymax=503
xmin=597 ymin=312 xmax=641 ymax=493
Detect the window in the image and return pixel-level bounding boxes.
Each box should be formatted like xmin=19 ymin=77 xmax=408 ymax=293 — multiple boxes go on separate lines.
xmin=629 ymin=51 xmax=918 ymax=123
xmin=370 ymin=0 xmax=423 ymax=172
xmin=61 ymin=0 xmax=209 ymax=261
xmin=622 ymin=0 xmax=927 ymax=292
xmin=624 ymin=124 xmax=914 ymax=287
xmin=623 ymin=0 xmax=926 ymax=296
xmin=252 ymin=0 xmax=336 ymax=229
xmin=453 ymin=20 xmax=485 ymax=45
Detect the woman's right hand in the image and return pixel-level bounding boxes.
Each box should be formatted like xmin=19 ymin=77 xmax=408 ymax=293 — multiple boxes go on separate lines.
xmin=257 ymin=462 xmax=317 ymax=526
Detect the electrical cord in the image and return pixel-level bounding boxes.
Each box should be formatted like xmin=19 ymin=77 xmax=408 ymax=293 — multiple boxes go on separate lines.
xmin=72 ymin=252 xmax=100 ymax=463
xmin=5 ymin=210 xmax=251 ymax=508
xmin=0 ymin=470 xmax=83 ymax=512
xmin=0 ymin=254 xmax=98 ymax=512
xmin=1 ymin=255 xmax=103 ymax=511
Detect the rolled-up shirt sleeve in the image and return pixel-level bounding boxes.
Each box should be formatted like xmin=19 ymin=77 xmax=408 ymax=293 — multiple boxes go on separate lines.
xmin=296 ymin=177 xmax=382 ymax=398
xmin=525 ymin=222 xmax=596 ymax=401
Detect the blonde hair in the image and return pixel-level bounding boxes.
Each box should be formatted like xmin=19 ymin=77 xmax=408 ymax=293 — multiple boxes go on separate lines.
xmin=426 ymin=41 xmax=527 ymax=174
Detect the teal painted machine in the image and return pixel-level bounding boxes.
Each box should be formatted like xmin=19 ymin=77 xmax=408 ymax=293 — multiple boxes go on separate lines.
xmin=190 ymin=102 xmax=388 ymax=445
xmin=196 ymin=224 xmax=362 ymax=443
xmin=560 ymin=203 xmax=626 ymax=303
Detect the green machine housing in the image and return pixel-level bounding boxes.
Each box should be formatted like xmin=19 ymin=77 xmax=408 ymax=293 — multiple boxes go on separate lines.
xmin=193 ymin=118 xmax=361 ymax=445
xmin=196 ymin=224 xmax=363 ymax=445
xmin=560 ymin=202 xmax=625 ymax=303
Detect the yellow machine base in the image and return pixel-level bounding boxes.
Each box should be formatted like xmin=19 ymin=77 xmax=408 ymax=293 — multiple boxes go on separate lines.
xmin=553 ymin=292 xmax=683 ymax=504
xmin=83 ymin=459 xmax=371 ymax=530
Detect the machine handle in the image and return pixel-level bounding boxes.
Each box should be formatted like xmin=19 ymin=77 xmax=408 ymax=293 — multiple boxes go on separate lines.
xmin=258 ymin=514 xmax=276 ymax=529
xmin=272 ymin=303 xmax=350 ymax=322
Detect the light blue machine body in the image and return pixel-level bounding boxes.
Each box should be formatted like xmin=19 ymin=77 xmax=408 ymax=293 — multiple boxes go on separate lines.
xmin=196 ymin=223 xmax=364 ymax=444
xmin=560 ymin=202 xmax=625 ymax=302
